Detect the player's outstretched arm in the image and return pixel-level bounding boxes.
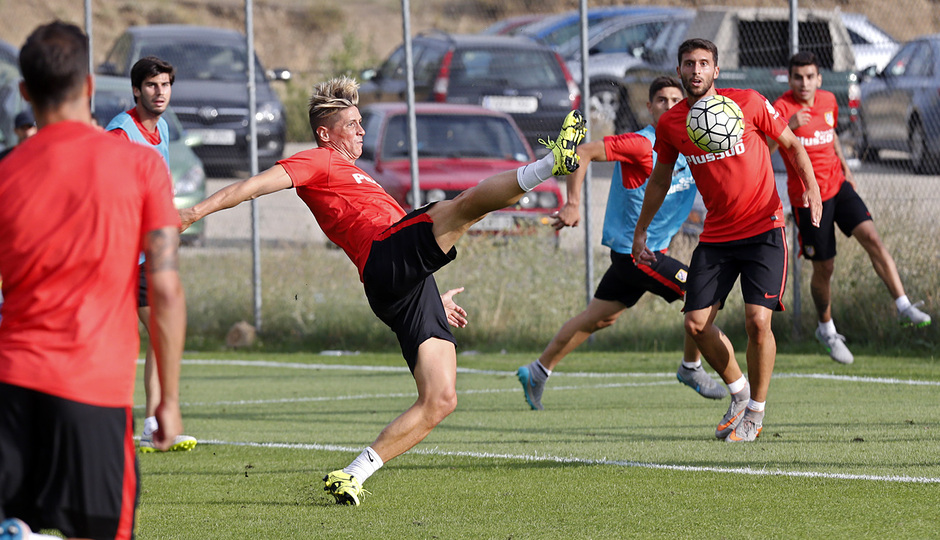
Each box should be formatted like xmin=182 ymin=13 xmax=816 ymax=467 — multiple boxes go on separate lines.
xmin=144 ymin=225 xmax=187 ymax=451
xmin=441 ymin=287 xmax=467 ymax=328
xmin=833 ymin=132 xmax=856 ymax=189
xmin=553 ymin=140 xmax=608 ymax=230
xmin=179 ymin=165 xmax=294 ymax=231
xmin=775 ymin=127 xmax=822 ymax=226
xmin=632 ymin=160 xmax=673 ymax=266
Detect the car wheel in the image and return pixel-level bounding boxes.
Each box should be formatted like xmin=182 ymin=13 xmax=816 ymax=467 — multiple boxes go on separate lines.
xmin=909 ymin=120 xmax=937 ymax=174
xmin=854 ymin=115 xmax=879 ymax=162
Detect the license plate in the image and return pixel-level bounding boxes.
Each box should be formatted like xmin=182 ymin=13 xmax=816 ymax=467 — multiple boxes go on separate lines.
xmin=470 ymin=212 xmax=516 ymax=231
xmin=188 ymin=129 xmax=237 ymax=146
xmin=482 ymin=95 xmax=538 ymax=114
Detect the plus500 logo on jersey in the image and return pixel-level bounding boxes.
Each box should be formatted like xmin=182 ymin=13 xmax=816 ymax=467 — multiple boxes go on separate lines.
xmin=687 ymin=141 xmax=746 ymax=165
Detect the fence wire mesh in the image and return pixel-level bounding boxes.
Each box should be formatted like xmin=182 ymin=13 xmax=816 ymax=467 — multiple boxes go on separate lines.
xmin=1 ymin=0 xmax=936 ymax=349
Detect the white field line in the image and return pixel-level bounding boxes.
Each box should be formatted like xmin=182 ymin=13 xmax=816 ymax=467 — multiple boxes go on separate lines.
xmin=146 ymin=358 xmax=940 ymax=386
xmin=195 ymin=438 xmax=940 ymax=485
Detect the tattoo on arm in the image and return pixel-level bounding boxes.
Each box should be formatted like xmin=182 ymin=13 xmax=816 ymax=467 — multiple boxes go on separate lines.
xmin=145 ymin=227 xmax=180 ymax=273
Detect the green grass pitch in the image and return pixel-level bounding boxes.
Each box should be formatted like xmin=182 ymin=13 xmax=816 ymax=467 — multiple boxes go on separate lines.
xmin=133 ymin=351 xmax=940 ymax=539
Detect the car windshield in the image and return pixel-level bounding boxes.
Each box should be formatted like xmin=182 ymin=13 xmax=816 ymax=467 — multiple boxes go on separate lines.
xmin=381 ymin=113 xmax=530 ymax=161
xmin=450 ymin=48 xmax=564 ymax=89
xmin=136 ymin=41 xmax=264 ymax=82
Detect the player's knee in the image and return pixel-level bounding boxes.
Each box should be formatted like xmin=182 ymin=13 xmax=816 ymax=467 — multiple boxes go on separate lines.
xmin=684 ymin=318 xmax=707 ymax=338
xmin=593 ymin=315 xmax=619 ymax=330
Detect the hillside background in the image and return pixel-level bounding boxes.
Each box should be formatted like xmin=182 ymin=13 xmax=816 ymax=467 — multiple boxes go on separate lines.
xmin=3 ymin=0 xmax=939 ymax=82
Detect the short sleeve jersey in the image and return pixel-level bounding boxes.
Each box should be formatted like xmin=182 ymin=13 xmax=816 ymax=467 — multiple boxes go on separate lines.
xmin=774 ymin=89 xmax=844 ymax=207
xmin=0 ymin=121 xmax=179 ymax=407
xmin=278 ymin=148 xmax=406 ymax=278
xmin=602 ymin=125 xmax=696 ymax=253
xmin=654 ymin=88 xmax=787 ymax=243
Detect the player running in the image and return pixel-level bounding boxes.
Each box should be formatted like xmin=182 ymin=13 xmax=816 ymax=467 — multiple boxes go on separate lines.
xmin=770 ymin=51 xmax=931 ymax=365
xmin=517 ymin=76 xmax=726 ymax=410
xmin=633 ymin=38 xmax=822 ymax=442
xmin=178 ymin=76 xmax=586 ymax=505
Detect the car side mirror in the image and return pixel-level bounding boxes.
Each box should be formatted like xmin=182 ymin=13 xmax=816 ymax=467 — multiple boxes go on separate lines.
xmin=266 ymin=68 xmax=292 ymax=81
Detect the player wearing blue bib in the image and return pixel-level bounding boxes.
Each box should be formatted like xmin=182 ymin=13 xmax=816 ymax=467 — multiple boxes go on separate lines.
xmin=106 ymin=56 xmax=198 ymax=453
xmin=518 ymin=77 xmax=727 ymax=411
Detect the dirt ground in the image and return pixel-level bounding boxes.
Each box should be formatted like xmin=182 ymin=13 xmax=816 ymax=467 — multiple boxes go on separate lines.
xmin=4 ymin=0 xmax=939 ymax=80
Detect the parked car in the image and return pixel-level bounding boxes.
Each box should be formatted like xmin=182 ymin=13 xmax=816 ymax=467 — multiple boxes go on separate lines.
xmin=480 ymin=14 xmax=545 ymax=37
xmin=852 ymin=35 xmax=940 ymax=173
xmin=0 ymin=39 xmax=24 ymax=152
xmin=514 ymin=6 xmax=681 ymax=51
xmin=555 ymin=9 xmax=694 ymax=137
xmin=841 ymin=12 xmax=900 ymax=72
xmin=356 ymin=102 xmax=562 ymax=233
xmin=94 ymin=74 xmax=208 ymax=244
xmin=97 ymin=25 xmax=290 ymax=175
xmin=358 ymin=32 xmax=580 ymax=154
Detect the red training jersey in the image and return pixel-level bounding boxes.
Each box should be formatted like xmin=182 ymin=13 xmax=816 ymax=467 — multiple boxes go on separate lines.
xmin=0 ymin=121 xmax=179 ymax=407
xmin=109 ymin=108 xmax=162 ymax=145
xmin=655 ymin=88 xmax=787 ymax=242
xmin=605 ymin=132 xmax=654 ymax=188
xmin=774 ymin=89 xmax=844 ymax=207
xmin=278 ymin=148 xmax=406 ymax=279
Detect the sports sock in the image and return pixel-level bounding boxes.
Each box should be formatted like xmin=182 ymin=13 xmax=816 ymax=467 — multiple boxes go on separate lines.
xmin=895 ymin=295 xmax=912 ymax=313
xmin=344 ymin=446 xmax=383 ymax=484
xmin=727 ymin=375 xmax=748 ymax=396
xmin=516 ymin=153 xmax=556 ymax=191
xmin=747 ymin=399 xmax=766 ymax=412
xmin=527 ymin=359 xmax=551 ymax=383
xmin=681 ymin=359 xmax=702 ymax=370
xmin=143 ymin=416 xmax=159 ymax=436
xmin=818 ymin=319 xmax=837 ymax=336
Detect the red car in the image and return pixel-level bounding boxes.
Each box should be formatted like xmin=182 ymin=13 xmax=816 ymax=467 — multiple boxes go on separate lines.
xmin=357 ymin=102 xmax=563 ymax=233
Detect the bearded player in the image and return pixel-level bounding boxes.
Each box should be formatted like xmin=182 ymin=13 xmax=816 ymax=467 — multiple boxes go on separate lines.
xmin=633 ymin=38 xmax=822 ymax=442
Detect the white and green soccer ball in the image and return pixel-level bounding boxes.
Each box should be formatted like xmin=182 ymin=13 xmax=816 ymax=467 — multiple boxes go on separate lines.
xmin=686 ymin=94 xmax=745 ymax=153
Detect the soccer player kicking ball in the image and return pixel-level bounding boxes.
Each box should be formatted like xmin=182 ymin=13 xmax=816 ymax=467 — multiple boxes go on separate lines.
xmin=178 ymin=76 xmax=586 ymax=504
xmin=770 ymin=51 xmax=931 ymax=365
xmin=517 ymin=76 xmax=727 ymax=410
xmin=633 ymin=39 xmax=822 ymax=442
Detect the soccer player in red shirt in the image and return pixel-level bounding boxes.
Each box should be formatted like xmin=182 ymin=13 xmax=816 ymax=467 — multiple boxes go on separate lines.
xmin=106 ymin=56 xmax=199 ymax=452
xmin=0 ymin=22 xmax=186 ymax=539
xmin=771 ymin=51 xmax=931 ymax=365
xmin=178 ymin=76 xmax=585 ymax=504
xmin=633 ymin=38 xmax=823 ymax=442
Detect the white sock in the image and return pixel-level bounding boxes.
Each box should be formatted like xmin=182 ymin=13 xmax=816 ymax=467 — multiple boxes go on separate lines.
xmin=818 ymin=319 xmax=837 ymax=336
xmin=727 ymin=375 xmax=748 ymax=395
xmin=143 ymin=416 xmax=159 ymax=436
xmin=681 ymin=359 xmax=702 ymax=370
xmin=516 ymin=153 xmax=556 ymax=191
xmin=343 ymin=447 xmax=383 ymax=484
xmin=895 ymin=295 xmax=912 ymax=313
xmin=747 ymin=399 xmax=766 ymax=412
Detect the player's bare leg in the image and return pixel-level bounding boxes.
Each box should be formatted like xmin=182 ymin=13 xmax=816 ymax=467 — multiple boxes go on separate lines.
xmin=685 ymin=305 xmax=741 ymax=383
xmin=852 ymin=220 xmax=904 ymax=299
xmin=541 ymin=299 xmax=626 ymax=370
xmin=742 ymin=304 xmax=775 ymax=403
xmin=369 ymin=337 xmax=458 ymax=462
xmin=810 ymin=259 xmax=836 ymax=323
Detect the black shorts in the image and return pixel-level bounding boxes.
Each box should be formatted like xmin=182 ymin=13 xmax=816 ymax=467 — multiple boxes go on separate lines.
xmin=794 ymin=181 xmax=872 ymax=261
xmin=594 ymin=250 xmax=687 ymax=307
xmin=363 ymin=204 xmax=458 ymax=372
xmin=137 ymin=263 xmax=148 ymax=308
xmin=685 ymin=228 xmax=788 ymax=312
xmin=0 ymin=382 xmax=139 ymax=540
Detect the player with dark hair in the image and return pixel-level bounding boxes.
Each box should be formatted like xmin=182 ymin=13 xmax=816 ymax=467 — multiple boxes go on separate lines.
xmin=769 ymin=51 xmax=931 ymax=365
xmin=633 ymin=38 xmax=822 ymax=442
xmin=179 ymin=76 xmax=586 ymax=505
xmin=517 ymin=76 xmax=727 ymax=410
xmin=105 ymin=55 xmax=196 ymax=453
xmin=0 ymin=21 xmax=186 ymax=539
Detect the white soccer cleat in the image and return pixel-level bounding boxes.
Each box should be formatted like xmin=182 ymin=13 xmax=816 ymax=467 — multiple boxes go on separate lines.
xmin=815 ymin=327 xmax=854 ymax=365
xmin=898 ymin=301 xmax=931 ymax=328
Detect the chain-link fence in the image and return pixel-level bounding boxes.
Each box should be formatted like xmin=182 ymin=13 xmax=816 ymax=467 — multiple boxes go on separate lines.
xmin=1 ymin=0 xmax=936 ymax=350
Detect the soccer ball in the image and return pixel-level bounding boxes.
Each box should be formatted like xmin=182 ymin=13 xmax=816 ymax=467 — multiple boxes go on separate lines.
xmin=686 ymin=95 xmax=745 ymax=153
